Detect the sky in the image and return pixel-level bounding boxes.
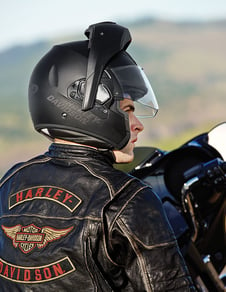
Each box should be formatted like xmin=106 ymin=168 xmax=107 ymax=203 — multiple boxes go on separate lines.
xmin=1 ymin=0 xmax=226 ymax=52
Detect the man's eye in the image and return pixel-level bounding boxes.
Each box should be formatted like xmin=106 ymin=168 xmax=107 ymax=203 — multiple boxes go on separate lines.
xmin=124 ymin=106 xmax=134 ymax=112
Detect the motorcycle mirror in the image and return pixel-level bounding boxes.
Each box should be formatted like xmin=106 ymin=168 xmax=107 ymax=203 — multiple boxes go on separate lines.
xmin=208 ymin=122 xmax=226 ymax=160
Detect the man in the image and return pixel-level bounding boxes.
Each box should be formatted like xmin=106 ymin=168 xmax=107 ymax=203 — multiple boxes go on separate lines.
xmin=0 ymin=22 xmax=196 ymax=291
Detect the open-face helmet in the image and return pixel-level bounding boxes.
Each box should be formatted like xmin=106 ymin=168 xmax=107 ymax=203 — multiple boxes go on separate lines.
xmin=29 ymin=21 xmax=158 ymax=149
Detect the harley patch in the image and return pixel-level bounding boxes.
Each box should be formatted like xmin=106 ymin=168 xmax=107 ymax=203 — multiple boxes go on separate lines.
xmin=9 ymin=186 xmax=82 ymax=212
xmin=2 ymin=224 xmax=73 ymax=254
xmin=0 ymin=256 xmax=75 ymax=283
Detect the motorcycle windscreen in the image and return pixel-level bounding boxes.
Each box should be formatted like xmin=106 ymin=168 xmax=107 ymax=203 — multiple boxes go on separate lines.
xmin=208 ymin=122 xmax=226 ymax=160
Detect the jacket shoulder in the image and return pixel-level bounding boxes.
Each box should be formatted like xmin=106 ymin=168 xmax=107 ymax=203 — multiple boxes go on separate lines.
xmin=104 ymin=177 xmax=174 ymax=246
xmin=0 ymin=155 xmax=50 ymax=187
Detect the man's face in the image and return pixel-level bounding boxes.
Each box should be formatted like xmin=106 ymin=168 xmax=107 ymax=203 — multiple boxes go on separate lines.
xmin=113 ymin=98 xmax=144 ymax=163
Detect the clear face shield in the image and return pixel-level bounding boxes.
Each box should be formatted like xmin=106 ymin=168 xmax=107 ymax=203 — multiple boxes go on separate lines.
xmin=111 ymin=65 xmax=159 ymax=118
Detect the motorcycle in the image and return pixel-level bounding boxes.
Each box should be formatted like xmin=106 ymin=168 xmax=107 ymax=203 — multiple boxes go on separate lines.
xmin=119 ymin=122 xmax=226 ymax=291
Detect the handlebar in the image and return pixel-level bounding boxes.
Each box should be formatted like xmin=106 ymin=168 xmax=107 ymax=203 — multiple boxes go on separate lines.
xmin=181 ymin=158 xmax=226 ymax=242
xmin=183 ymin=158 xmax=226 ymax=189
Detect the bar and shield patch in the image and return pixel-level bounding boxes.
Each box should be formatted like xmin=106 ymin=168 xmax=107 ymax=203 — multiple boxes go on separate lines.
xmin=2 ymin=224 xmax=73 ymax=254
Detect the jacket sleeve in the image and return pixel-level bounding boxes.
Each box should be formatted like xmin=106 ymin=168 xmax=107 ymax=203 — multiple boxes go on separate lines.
xmin=102 ymin=183 xmax=196 ymax=291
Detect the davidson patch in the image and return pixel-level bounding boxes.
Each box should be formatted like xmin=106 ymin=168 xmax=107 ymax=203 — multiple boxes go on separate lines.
xmin=0 ymin=256 xmax=75 ymax=283
xmin=2 ymin=223 xmax=73 ymax=254
xmin=9 ymin=186 xmax=82 ymax=212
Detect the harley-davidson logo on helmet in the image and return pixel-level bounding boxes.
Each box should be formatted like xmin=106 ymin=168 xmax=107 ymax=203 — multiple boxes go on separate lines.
xmin=2 ymin=223 xmax=73 ymax=254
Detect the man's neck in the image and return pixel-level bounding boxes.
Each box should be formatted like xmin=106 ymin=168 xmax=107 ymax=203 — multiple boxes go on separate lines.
xmin=53 ymin=138 xmax=98 ymax=150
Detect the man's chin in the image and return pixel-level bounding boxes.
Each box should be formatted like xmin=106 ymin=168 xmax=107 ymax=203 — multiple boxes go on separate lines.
xmin=113 ymin=150 xmax=134 ymax=164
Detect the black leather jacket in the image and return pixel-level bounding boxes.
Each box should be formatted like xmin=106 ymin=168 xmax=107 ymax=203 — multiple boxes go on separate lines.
xmin=0 ymin=143 xmax=196 ymax=291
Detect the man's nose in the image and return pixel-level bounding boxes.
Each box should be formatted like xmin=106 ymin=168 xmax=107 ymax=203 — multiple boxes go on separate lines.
xmin=131 ymin=115 xmax=144 ymax=133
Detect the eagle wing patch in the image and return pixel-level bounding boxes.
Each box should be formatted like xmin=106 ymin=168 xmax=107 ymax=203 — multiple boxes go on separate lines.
xmin=2 ymin=225 xmax=22 ymax=248
xmin=1 ymin=224 xmax=73 ymax=253
xmin=37 ymin=226 xmax=74 ymax=249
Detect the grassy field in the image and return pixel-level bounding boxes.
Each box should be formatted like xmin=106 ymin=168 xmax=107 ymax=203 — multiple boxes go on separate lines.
xmin=0 ymin=121 xmax=215 ymax=178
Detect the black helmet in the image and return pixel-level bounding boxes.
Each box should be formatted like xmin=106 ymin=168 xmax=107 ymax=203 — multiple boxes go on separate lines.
xmin=29 ymin=22 xmax=158 ymax=150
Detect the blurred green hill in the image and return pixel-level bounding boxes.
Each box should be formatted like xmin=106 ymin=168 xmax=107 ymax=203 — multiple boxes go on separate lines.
xmin=0 ymin=18 xmax=226 ymax=176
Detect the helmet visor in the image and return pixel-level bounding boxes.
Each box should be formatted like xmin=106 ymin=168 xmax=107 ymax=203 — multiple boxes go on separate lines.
xmin=111 ymin=65 xmax=159 ymax=118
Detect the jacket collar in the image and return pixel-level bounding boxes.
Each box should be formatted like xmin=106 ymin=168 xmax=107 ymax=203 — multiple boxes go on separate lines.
xmin=46 ymin=143 xmax=115 ymax=165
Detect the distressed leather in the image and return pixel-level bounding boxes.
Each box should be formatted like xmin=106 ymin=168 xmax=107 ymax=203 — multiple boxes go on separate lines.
xmin=0 ymin=143 xmax=196 ymax=291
